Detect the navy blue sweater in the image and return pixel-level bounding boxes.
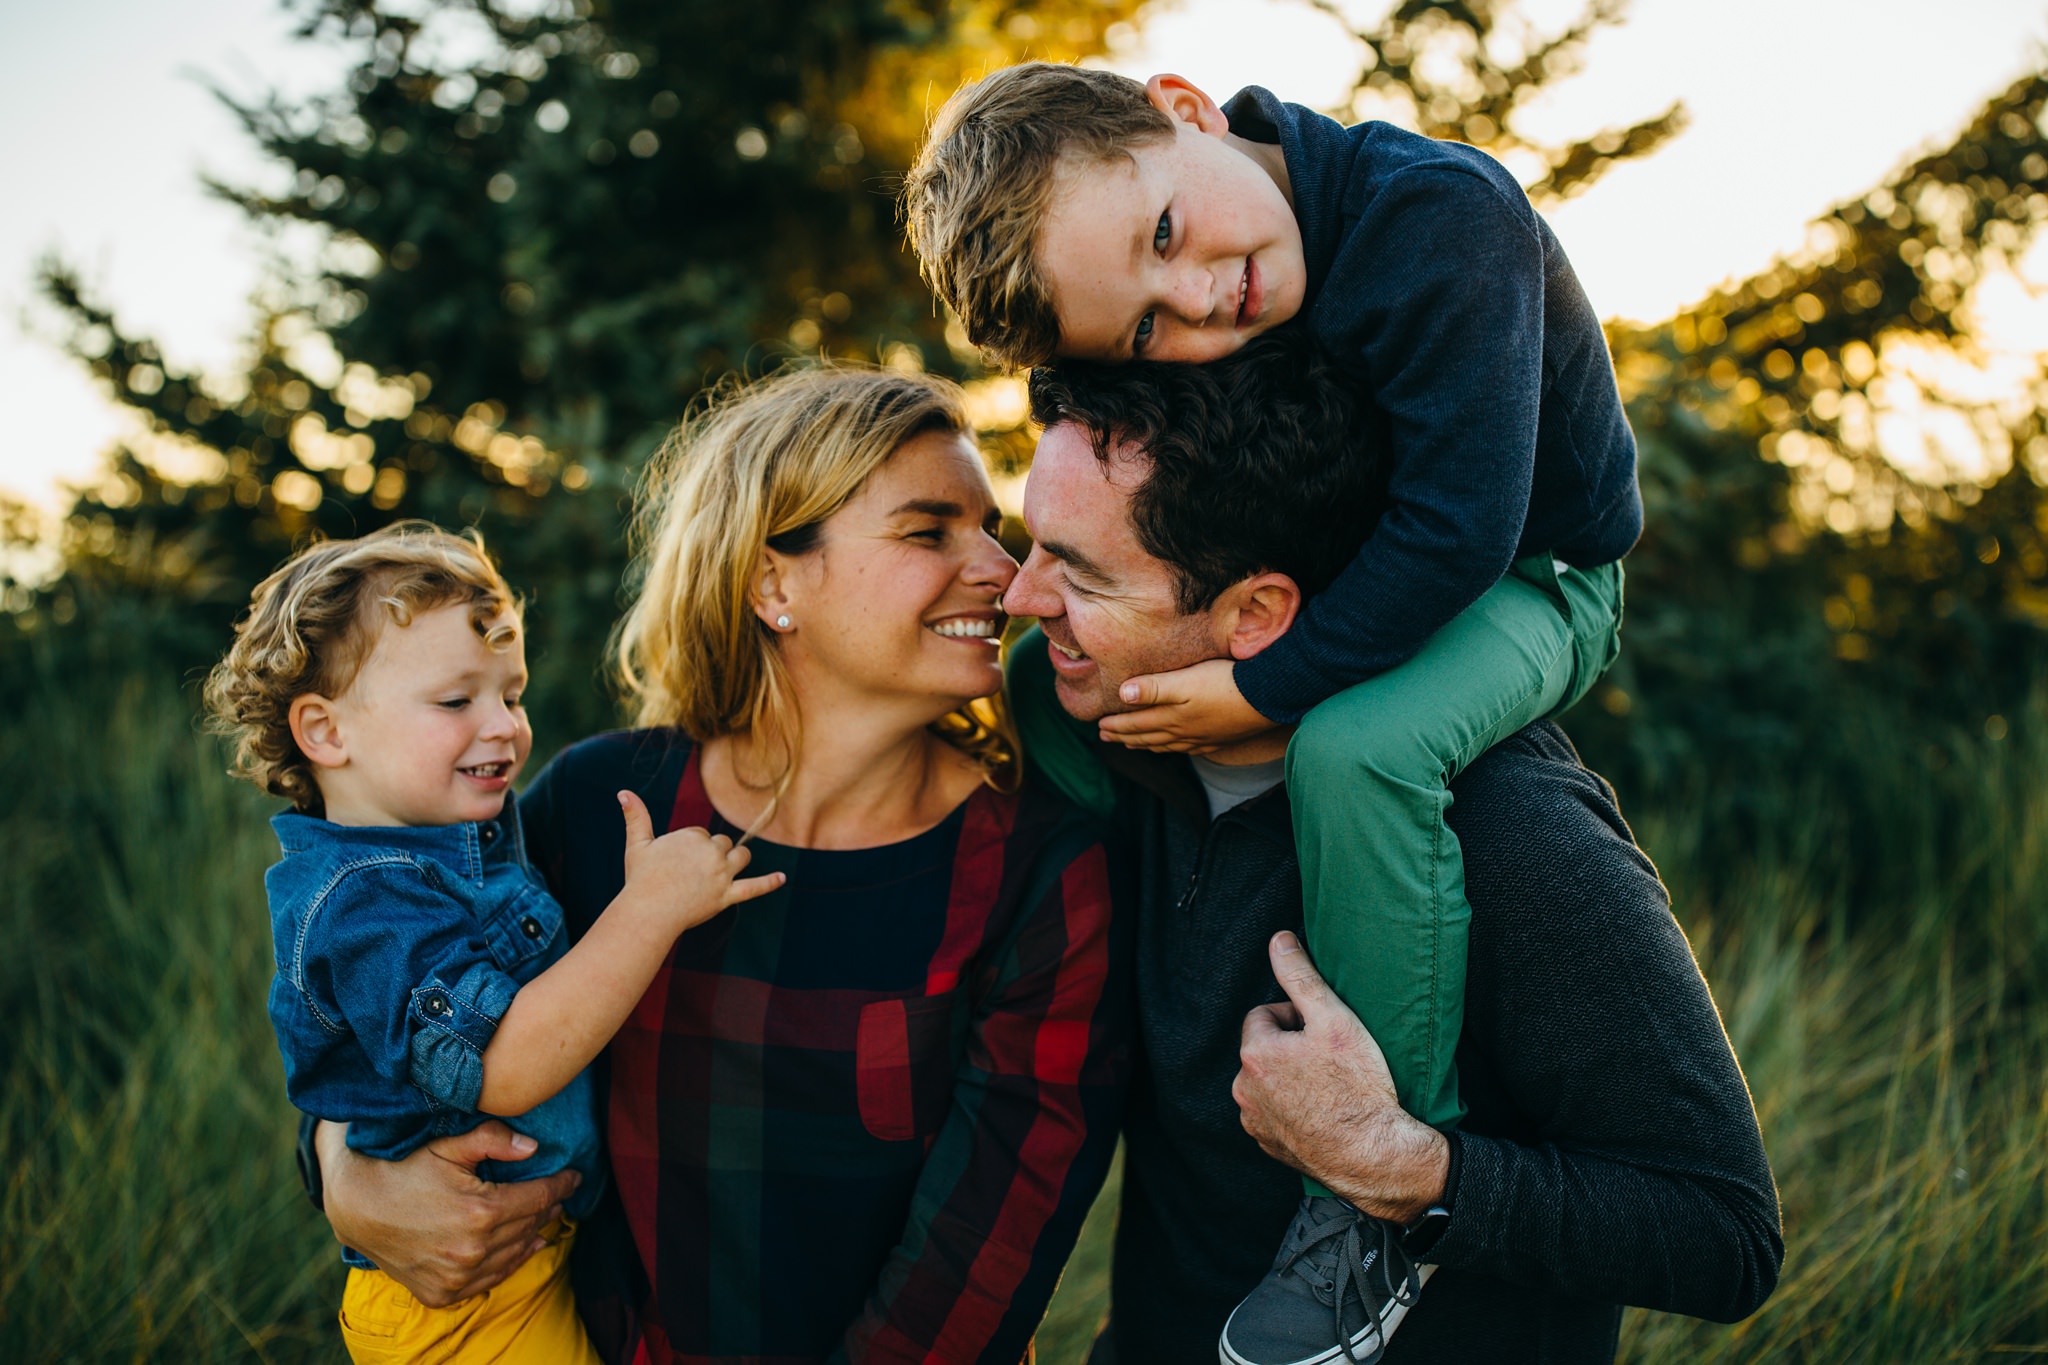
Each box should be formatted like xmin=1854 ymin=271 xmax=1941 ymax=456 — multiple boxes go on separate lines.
xmin=1223 ymin=87 xmax=1644 ymax=724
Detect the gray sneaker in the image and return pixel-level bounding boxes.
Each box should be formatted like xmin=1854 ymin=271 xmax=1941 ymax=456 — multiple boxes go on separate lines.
xmin=1217 ymin=1195 xmax=1429 ymax=1365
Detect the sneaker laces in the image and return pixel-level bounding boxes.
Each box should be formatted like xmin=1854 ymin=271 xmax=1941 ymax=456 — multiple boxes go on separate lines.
xmin=1275 ymin=1203 xmax=1424 ymax=1365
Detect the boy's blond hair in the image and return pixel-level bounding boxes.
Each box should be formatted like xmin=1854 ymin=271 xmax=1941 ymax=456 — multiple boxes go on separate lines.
xmin=614 ymin=362 xmax=1016 ymax=793
xmin=902 ymin=62 xmax=1174 ymax=371
xmin=204 ymin=522 xmax=521 ymax=814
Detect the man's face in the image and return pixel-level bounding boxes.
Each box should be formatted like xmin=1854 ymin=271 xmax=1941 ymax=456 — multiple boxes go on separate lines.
xmin=1035 ymin=120 xmax=1305 ymax=363
xmin=1005 ymin=421 xmax=1222 ymax=721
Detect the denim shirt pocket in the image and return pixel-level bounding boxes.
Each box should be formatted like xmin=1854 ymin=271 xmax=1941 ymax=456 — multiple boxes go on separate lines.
xmin=478 ymin=877 xmax=566 ymax=976
xmin=855 ymin=992 xmax=960 ymax=1143
xmin=406 ymin=959 xmax=520 ymax=1114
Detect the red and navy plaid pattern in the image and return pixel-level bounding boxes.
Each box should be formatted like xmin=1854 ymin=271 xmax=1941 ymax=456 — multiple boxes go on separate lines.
xmin=521 ymin=731 xmax=1130 ymax=1365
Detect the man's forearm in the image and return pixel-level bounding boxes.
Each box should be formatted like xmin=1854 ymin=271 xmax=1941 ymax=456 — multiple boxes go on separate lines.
xmin=1234 ymin=932 xmax=1452 ymax=1227
xmin=1309 ymin=1113 xmax=1450 ymax=1228
xmin=1431 ymin=1131 xmax=1781 ymax=1321
xmin=310 ymin=1117 xmax=579 ymax=1307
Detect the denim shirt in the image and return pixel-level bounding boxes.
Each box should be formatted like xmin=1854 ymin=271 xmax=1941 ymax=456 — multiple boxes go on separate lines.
xmin=265 ymin=798 xmax=602 ymax=1268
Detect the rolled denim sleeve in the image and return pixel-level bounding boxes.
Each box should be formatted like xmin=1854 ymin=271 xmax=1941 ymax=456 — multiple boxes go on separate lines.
xmin=404 ymin=959 xmax=521 ymax=1112
xmin=300 ymin=862 xmax=524 ymax=1115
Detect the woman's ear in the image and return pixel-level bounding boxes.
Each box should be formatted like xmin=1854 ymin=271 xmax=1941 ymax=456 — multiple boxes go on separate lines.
xmin=1144 ymin=74 xmax=1230 ymax=136
xmin=289 ymin=694 xmax=349 ymax=770
xmin=1220 ymin=572 xmax=1303 ymax=661
xmin=751 ymin=549 xmax=795 ymax=633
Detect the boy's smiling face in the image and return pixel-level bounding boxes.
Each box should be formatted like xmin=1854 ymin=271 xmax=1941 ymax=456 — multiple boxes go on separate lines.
xmin=292 ymin=601 xmax=533 ymax=828
xmin=1035 ymin=75 xmax=1306 ymax=363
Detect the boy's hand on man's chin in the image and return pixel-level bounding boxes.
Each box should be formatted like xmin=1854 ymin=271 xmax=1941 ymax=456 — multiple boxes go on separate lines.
xmin=1097 ymin=657 xmax=1272 ymax=754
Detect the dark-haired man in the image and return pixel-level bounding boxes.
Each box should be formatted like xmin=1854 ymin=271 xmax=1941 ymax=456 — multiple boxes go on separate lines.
xmin=1001 ymin=331 xmax=1782 ymax=1363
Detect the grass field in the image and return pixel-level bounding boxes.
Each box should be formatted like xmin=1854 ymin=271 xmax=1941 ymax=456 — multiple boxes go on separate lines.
xmin=3 ymin=655 xmax=2043 ymax=1362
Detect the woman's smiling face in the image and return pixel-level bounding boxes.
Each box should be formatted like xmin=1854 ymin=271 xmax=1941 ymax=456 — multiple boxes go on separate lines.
xmin=767 ymin=428 xmax=1015 ymax=718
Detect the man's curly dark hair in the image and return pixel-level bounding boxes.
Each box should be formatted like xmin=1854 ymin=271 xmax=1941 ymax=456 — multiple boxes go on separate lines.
xmin=1027 ymin=329 xmax=1391 ymax=613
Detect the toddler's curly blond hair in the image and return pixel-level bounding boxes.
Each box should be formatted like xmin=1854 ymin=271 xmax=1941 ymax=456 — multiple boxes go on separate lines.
xmin=203 ymin=522 xmax=521 ymax=814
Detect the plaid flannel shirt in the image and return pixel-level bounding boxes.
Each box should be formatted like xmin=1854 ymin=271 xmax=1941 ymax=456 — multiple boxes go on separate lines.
xmin=521 ymin=730 xmax=1130 ymax=1365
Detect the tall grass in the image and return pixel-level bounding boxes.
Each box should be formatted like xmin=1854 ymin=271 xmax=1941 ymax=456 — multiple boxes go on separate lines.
xmin=0 ymin=657 xmax=334 ymax=1361
xmin=2 ymin=644 xmax=2043 ymax=1361
xmin=1614 ymin=706 xmax=2048 ymax=1360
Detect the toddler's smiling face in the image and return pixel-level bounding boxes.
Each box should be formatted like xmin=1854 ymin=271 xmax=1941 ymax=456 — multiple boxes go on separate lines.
xmin=295 ymin=601 xmax=532 ymax=828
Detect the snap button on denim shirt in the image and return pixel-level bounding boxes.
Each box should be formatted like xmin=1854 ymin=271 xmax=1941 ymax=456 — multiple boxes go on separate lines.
xmin=264 ymin=798 xmax=602 ymax=1268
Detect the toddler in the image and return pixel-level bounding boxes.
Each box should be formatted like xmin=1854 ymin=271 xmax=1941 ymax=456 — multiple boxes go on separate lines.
xmin=206 ymin=522 xmax=781 ymax=1364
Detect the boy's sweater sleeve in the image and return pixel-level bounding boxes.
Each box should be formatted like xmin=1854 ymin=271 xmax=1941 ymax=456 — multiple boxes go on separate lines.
xmin=1232 ymin=165 xmax=1548 ymax=725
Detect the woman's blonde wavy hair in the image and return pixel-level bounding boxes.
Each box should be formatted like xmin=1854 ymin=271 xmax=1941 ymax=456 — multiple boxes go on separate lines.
xmin=613 ymin=362 xmax=1018 ymax=797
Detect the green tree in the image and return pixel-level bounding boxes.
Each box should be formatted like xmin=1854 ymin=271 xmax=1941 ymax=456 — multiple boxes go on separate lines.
xmin=24 ymin=0 xmax=1142 ymax=736
xmin=22 ymin=0 xmax=2048 ymax=864
xmin=1580 ymin=71 xmax=2048 ymax=793
xmin=1304 ymin=0 xmax=1688 ymax=202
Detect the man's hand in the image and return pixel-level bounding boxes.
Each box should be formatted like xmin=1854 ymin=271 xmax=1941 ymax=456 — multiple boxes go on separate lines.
xmin=317 ymin=1119 xmax=580 ymax=1307
xmin=1096 ymin=657 xmax=1272 ymax=753
xmin=1233 ymin=932 xmax=1450 ymax=1226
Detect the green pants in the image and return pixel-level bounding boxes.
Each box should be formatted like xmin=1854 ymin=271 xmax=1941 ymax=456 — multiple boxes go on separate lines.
xmin=1288 ymin=555 xmax=1623 ymax=1153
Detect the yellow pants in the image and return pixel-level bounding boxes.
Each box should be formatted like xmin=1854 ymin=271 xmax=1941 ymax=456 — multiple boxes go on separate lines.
xmin=338 ymin=1219 xmax=601 ymax=1365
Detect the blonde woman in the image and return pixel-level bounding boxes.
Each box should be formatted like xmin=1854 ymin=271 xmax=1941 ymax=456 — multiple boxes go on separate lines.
xmin=312 ymin=365 xmax=1129 ymax=1363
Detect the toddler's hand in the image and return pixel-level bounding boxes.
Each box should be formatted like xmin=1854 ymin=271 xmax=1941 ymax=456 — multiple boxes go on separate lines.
xmin=617 ymin=790 xmax=783 ymax=932
xmin=1096 ymin=657 xmax=1274 ymax=753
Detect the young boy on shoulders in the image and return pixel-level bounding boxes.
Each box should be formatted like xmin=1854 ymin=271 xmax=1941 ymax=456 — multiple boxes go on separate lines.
xmin=205 ymin=522 xmax=781 ymax=1364
xmin=904 ymin=63 xmax=1639 ymax=1365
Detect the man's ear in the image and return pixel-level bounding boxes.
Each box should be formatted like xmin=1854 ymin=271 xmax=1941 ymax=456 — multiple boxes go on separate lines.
xmin=1144 ymin=74 xmax=1230 ymax=136
xmin=1219 ymin=572 xmax=1302 ymax=661
xmin=288 ymin=694 xmax=349 ymax=771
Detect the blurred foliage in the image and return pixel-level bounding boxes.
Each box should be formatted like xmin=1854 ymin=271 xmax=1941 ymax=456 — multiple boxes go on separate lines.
xmin=14 ymin=0 xmax=1143 ymax=742
xmin=1306 ymin=0 xmax=1687 ymax=203
xmin=5 ymin=0 xmax=2047 ymax=896
xmin=1566 ymin=70 xmax=2048 ymax=868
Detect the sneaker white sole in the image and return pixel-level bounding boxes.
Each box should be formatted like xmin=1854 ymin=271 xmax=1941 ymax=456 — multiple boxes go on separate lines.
xmin=1217 ymin=1264 xmax=1438 ymax=1365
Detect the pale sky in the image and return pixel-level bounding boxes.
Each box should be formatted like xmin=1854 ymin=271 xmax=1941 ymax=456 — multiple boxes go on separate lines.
xmin=4 ymin=0 xmax=2045 ymax=518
